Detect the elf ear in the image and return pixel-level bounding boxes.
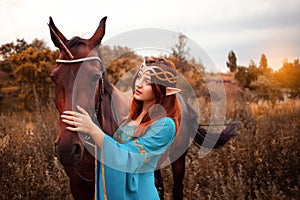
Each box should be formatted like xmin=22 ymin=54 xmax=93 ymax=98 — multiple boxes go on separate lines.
xmin=166 ymin=87 xmax=182 ymax=96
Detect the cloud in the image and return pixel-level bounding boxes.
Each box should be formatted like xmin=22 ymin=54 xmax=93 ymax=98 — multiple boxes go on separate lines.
xmin=0 ymin=0 xmax=299 ymax=71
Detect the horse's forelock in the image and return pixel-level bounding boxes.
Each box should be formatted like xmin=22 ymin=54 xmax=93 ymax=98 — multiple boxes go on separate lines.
xmin=67 ymin=37 xmax=88 ymax=48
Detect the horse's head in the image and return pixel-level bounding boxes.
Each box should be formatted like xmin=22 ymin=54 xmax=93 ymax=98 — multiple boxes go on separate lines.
xmin=49 ymin=16 xmax=107 ymax=166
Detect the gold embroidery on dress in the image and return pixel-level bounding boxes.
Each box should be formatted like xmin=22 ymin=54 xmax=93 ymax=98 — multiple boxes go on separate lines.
xmin=113 ymin=125 xmax=135 ymax=143
xmin=132 ymin=139 xmax=150 ymax=162
xmin=113 ymin=125 xmax=149 ymax=162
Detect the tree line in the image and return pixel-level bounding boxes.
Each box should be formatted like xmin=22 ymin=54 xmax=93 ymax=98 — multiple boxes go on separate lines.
xmin=227 ymin=50 xmax=300 ymax=104
xmin=0 ymin=35 xmax=206 ymax=111
xmin=0 ymin=36 xmax=298 ymax=111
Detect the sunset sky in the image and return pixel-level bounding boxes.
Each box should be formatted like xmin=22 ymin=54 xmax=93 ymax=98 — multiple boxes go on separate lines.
xmin=1 ymin=0 xmax=299 ymax=72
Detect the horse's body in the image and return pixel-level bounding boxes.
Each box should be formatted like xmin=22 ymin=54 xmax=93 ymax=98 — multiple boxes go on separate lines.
xmin=49 ymin=16 xmax=237 ymax=200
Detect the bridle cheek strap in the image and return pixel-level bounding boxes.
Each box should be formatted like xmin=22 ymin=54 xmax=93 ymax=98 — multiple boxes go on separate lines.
xmin=55 ymin=56 xmax=104 ymax=148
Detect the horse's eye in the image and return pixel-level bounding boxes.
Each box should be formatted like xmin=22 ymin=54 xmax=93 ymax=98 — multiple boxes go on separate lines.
xmin=90 ymin=75 xmax=100 ymax=84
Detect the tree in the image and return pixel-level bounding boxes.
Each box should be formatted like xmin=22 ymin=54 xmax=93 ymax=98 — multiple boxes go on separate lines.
xmin=259 ymin=54 xmax=268 ymax=69
xmin=259 ymin=53 xmax=273 ymax=76
xmin=248 ymin=59 xmax=261 ymax=83
xmin=274 ymin=59 xmax=300 ymax=98
xmin=234 ymin=60 xmax=260 ymax=88
xmin=226 ymin=50 xmax=237 ymax=72
xmin=189 ymin=57 xmax=205 ymax=73
xmin=250 ymin=75 xmax=283 ymax=106
xmin=0 ymin=39 xmax=30 ymax=73
xmin=103 ymin=45 xmax=142 ymax=87
xmin=234 ymin=66 xmax=250 ymax=87
xmin=8 ymin=39 xmax=59 ymax=110
xmin=168 ymin=33 xmax=208 ymax=100
xmin=170 ymin=33 xmax=191 ymax=72
xmin=0 ymin=38 xmax=29 ymax=59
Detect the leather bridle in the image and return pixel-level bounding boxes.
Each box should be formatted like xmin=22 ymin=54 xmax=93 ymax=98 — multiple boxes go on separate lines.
xmin=56 ymin=56 xmax=105 ymax=182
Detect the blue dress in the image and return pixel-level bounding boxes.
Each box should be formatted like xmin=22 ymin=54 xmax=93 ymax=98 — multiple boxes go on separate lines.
xmin=95 ymin=117 xmax=175 ymax=200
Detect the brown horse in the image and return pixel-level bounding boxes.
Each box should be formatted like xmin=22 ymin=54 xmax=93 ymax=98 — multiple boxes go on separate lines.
xmin=48 ymin=16 xmax=237 ymax=200
xmin=49 ymin=16 xmax=118 ymax=199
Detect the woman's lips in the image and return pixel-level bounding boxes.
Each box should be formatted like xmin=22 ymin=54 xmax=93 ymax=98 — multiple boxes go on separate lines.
xmin=135 ymin=89 xmax=142 ymax=95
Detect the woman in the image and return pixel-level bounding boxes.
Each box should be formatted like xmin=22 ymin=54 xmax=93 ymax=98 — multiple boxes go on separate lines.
xmin=61 ymin=57 xmax=181 ymax=199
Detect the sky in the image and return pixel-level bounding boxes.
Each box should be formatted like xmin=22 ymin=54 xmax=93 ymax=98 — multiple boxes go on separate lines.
xmin=1 ymin=0 xmax=299 ymax=72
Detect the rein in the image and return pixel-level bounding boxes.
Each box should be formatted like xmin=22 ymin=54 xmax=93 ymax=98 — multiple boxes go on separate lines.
xmin=74 ymin=166 xmax=94 ymax=182
xmin=56 ymin=56 xmax=104 ymax=182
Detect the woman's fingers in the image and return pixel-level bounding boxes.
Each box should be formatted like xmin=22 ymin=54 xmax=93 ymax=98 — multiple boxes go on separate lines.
xmin=66 ymin=126 xmax=79 ymax=132
xmin=61 ymin=106 xmax=92 ymax=134
xmin=61 ymin=114 xmax=75 ymax=121
xmin=76 ymin=105 xmax=88 ymax=115
xmin=62 ymin=119 xmax=82 ymax=132
xmin=63 ymin=110 xmax=81 ymax=117
xmin=62 ymin=106 xmax=88 ymax=118
xmin=62 ymin=119 xmax=77 ymax=126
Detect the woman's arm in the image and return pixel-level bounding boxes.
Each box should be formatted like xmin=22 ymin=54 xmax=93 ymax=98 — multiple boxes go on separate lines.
xmin=61 ymin=105 xmax=104 ymax=148
xmin=61 ymin=105 xmax=176 ymax=172
xmin=101 ymin=117 xmax=175 ymax=172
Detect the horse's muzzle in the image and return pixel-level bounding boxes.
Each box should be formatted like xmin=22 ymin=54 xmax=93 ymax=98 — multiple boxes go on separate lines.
xmin=54 ymin=141 xmax=84 ymax=166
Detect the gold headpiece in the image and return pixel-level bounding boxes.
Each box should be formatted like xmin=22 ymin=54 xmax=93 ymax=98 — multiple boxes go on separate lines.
xmin=138 ymin=59 xmax=181 ymax=96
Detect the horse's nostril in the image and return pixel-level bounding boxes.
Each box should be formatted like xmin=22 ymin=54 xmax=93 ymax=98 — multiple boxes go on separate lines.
xmin=54 ymin=143 xmax=58 ymax=155
xmin=74 ymin=144 xmax=81 ymax=156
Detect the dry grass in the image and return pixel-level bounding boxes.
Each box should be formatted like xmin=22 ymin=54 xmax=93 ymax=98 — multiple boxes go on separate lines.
xmin=178 ymin=100 xmax=299 ymax=200
xmin=0 ymin=104 xmax=72 ymax=200
xmin=0 ymin=100 xmax=299 ymax=199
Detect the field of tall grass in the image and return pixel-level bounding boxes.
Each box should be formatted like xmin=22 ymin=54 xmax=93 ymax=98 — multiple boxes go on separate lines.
xmin=0 ymin=104 xmax=72 ymax=199
xmin=0 ymin=100 xmax=299 ymax=199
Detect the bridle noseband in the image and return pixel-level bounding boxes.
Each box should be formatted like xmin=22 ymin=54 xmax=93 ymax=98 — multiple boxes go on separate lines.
xmin=56 ymin=56 xmax=105 ymax=182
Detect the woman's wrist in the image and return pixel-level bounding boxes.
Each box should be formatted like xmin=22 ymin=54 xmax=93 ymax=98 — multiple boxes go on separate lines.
xmin=90 ymin=123 xmax=101 ymax=136
xmin=89 ymin=124 xmax=104 ymax=148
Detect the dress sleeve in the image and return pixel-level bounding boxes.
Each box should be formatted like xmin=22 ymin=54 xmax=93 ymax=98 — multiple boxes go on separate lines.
xmin=98 ymin=117 xmax=175 ymax=173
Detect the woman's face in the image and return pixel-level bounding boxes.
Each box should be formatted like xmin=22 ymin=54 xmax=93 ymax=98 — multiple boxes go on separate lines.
xmin=133 ymin=69 xmax=156 ymax=103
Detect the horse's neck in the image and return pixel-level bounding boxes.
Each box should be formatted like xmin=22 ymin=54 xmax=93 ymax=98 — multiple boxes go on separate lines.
xmin=99 ymin=84 xmax=131 ymax=137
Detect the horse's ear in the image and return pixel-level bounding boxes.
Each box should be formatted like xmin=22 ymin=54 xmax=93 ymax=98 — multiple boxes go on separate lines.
xmin=89 ymin=16 xmax=107 ymax=47
xmin=48 ymin=16 xmax=68 ymax=49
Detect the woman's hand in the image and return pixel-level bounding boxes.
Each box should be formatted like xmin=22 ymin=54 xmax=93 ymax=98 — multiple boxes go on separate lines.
xmin=61 ymin=105 xmax=98 ymax=135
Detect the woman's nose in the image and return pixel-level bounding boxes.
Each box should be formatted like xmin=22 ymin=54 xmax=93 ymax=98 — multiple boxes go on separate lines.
xmin=135 ymin=79 xmax=144 ymax=87
xmin=136 ymin=84 xmax=142 ymax=88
